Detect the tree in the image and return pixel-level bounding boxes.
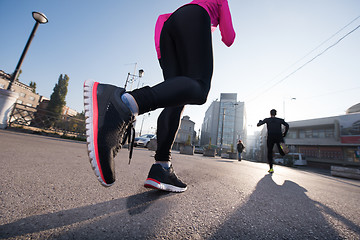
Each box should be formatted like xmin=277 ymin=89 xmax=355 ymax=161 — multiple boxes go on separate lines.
xmin=10 ymin=69 xmax=22 ymax=82
xmin=76 ymin=111 xmax=85 ymax=120
xmin=15 ymin=69 xmax=22 ymax=81
xmin=72 ymin=111 xmax=86 ymax=136
xmin=29 ymin=81 xmax=36 ymax=93
xmin=47 ymin=74 xmax=69 ymax=118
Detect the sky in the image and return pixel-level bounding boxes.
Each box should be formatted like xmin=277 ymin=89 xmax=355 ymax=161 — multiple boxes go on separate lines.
xmin=1 ymin=0 xmax=359 ymax=136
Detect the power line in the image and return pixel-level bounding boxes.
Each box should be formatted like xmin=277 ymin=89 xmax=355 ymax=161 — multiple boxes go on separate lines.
xmin=303 ymin=86 xmax=360 ymax=100
xmin=246 ymin=16 xmax=360 ymax=102
xmin=285 ymin=15 xmax=360 ymax=71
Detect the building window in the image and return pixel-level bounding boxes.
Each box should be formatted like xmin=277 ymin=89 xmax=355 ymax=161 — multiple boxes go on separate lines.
xmin=0 ymin=83 xmax=5 ymax=89
xmin=312 ymin=129 xmax=319 ymax=138
xmin=26 ymin=103 xmax=33 ymax=107
xmin=352 ymin=121 xmax=360 ymax=134
xmin=318 ymin=129 xmax=325 ymax=138
xmin=325 ymin=129 xmax=334 ymax=138
xmin=305 ymin=130 xmax=312 ymax=138
xmin=20 ymin=92 xmax=26 ymax=97
xmin=299 ymin=130 xmax=305 ymax=139
xmin=29 ymin=96 xmax=35 ymax=101
xmin=287 ymin=130 xmax=297 ymax=139
xmin=16 ymin=100 xmax=23 ymax=104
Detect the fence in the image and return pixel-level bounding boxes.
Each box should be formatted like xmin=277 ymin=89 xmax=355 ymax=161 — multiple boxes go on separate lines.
xmin=8 ymin=103 xmax=86 ymax=140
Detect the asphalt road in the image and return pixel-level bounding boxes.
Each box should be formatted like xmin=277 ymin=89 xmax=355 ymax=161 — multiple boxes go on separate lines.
xmin=0 ymin=129 xmax=359 ymax=239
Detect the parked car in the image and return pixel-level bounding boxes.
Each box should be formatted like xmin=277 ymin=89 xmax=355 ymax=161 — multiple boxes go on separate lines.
xmin=274 ymin=154 xmax=284 ymax=165
xmin=194 ymin=146 xmax=204 ymax=154
xmin=290 ymin=153 xmax=307 ymax=166
xmin=274 ymin=153 xmax=307 ymax=166
xmin=134 ymin=134 xmax=156 ymax=148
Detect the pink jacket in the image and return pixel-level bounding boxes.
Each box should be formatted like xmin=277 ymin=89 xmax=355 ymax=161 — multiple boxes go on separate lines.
xmin=155 ymin=0 xmax=236 ymax=59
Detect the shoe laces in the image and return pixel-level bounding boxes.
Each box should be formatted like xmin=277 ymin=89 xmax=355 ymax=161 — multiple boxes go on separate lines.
xmin=112 ymin=123 xmax=125 ymax=157
xmin=167 ymin=166 xmax=186 ymax=185
xmin=121 ymin=116 xmax=136 ymax=164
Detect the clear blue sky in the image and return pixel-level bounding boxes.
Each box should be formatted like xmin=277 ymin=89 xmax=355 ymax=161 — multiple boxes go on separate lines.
xmin=1 ymin=0 xmax=359 ymax=135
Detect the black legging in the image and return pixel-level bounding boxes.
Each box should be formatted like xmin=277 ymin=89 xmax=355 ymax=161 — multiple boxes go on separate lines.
xmin=267 ymin=136 xmax=285 ymax=169
xmin=129 ymin=4 xmax=213 ymax=161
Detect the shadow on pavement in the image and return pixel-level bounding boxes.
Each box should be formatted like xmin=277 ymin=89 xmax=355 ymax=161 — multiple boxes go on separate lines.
xmin=126 ymin=190 xmax=170 ymax=215
xmin=215 ymin=159 xmax=237 ymax=163
xmin=209 ymin=174 xmax=360 ymax=239
xmin=0 ymin=190 xmax=170 ymax=239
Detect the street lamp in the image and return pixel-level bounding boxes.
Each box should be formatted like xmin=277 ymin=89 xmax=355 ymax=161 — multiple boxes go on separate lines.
xmin=283 ymin=97 xmax=296 ymax=120
xmin=139 ymin=112 xmax=150 ymax=136
xmin=7 ymin=11 xmax=48 ymax=90
xmin=124 ymin=69 xmax=144 ymax=90
xmin=32 ymin=12 xmax=48 ymax=23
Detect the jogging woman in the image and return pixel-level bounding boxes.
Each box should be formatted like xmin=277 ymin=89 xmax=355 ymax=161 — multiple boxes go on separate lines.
xmin=83 ymin=0 xmax=236 ymax=192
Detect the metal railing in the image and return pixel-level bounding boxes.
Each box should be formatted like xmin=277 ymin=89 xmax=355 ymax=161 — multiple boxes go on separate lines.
xmin=8 ymin=103 xmax=86 ymax=140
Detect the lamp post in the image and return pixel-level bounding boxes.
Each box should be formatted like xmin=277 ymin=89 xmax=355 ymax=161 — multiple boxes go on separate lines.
xmin=7 ymin=12 xmax=48 ymax=90
xmin=283 ymin=97 xmax=296 ymax=120
xmin=139 ymin=112 xmax=150 ymax=136
xmin=124 ymin=69 xmax=144 ymax=90
xmin=198 ymin=128 xmax=201 ymax=146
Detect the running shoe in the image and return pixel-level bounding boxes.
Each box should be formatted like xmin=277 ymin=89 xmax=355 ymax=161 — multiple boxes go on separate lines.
xmin=144 ymin=164 xmax=187 ymax=192
xmin=83 ymin=79 xmax=134 ymax=187
xmin=268 ymin=168 xmax=274 ymax=173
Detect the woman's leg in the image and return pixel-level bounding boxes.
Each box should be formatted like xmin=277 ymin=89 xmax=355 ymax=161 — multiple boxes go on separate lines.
xmin=152 ymin=17 xmax=185 ymax=162
xmin=149 ymin=5 xmax=213 ymax=162
xmin=155 ymin=106 xmax=184 ymax=161
xmin=142 ymin=5 xmax=214 ymax=192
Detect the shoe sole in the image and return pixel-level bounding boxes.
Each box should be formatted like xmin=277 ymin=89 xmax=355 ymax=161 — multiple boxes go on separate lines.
xmin=83 ymin=79 xmax=113 ymax=187
xmin=144 ymin=178 xmax=187 ymax=193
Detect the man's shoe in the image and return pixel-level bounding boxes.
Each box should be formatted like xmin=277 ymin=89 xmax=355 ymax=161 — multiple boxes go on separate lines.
xmin=268 ymin=168 xmax=274 ymax=173
xmin=144 ymin=164 xmax=187 ymax=192
xmin=83 ymin=80 xmax=134 ymax=187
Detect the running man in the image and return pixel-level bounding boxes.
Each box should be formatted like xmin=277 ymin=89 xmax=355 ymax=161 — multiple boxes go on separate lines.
xmin=257 ymin=109 xmax=289 ymax=173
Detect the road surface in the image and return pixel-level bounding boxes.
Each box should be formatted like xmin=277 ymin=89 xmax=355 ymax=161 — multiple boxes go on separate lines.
xmin=0 ymin=129 xmax=359 ymax=239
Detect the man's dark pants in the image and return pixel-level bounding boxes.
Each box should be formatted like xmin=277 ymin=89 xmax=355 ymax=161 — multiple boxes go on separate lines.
xmin=267 ymin=136 xmax=285 ymax=169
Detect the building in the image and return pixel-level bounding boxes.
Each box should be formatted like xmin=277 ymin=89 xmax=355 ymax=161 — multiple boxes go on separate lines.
xmin=0 ymin=70 xmax=41 ymax=108
xmin=201 ymin=100 xmax=220 ymax=147
xmin=258 ymin=104 xmax=360 ymax=168
xmin=246 ymin=131 xmax=262 ymax=160
xmin=201 ymin=93 xmax=247 ymax=152
xmin=173 ymin=115 xmax=196 ymax=150
xmin=1 ymin=70 xmax=79 ymax=128
xmin=346 ymin=103 xmax=360 ymax=114
xmin=175 ymin=115 xmax=195 ymax=144
xmin=36 ymin=97 xmax=78 ymax=119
